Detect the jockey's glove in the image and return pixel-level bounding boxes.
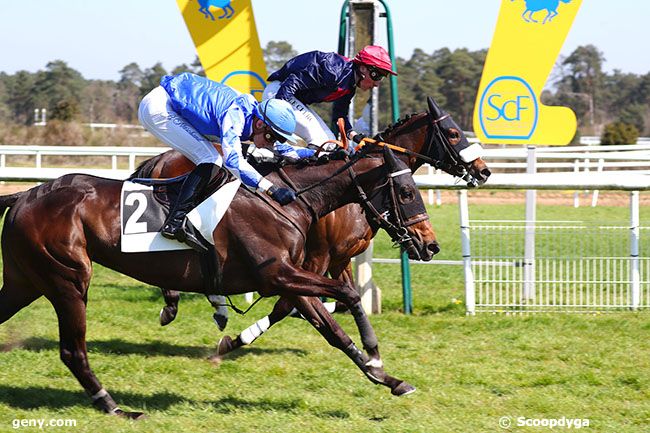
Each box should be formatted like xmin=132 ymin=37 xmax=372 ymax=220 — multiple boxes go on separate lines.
xmin=248 ymin=147 xmax=279 ymax=164
xmin=316 ymin=147 xmax=350 ymax=164
xmin=348 ymin=131 xmax=367 ymax=144
xmin=267 ymin=185 xmax=297 ymax=205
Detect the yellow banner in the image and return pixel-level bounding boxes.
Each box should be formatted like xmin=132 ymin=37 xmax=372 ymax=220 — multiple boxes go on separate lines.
xmin=473 ymin=0 xmax=583 ymax=145
xmin=176 ymin=0 xmax=267 ymax=100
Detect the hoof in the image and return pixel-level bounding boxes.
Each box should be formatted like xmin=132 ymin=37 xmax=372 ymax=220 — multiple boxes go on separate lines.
xmin=159 ymin=306 xmax=177 ymax=326
xmin=216 ymin=335 xmax=234 ymax=356
xmin=391 ymin=381 xmax=416 ymax=396
xmin=207 ymin=353 xmax=223 ymax=365
xmin=212 ymin=312 xmax=228 ymax=331
xmin=114 ymin=409 xmax=146 ymax=420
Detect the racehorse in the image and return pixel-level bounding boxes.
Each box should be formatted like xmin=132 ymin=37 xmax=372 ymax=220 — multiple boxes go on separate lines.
xmin=132 ymin=97 xmax=491 ymax=357
xmin=0 ymin=145 xmax=437 ymax=418
xmin=514 ymin=0 xmax=572 ymax=24
xmin=197 ymin=0 xmax=234 ymax=20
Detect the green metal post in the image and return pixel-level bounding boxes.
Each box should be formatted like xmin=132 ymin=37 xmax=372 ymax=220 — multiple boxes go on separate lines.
xmin=339 ymin=0 xmax=412 ymax=314
xmin=377 ymin=0 xmax=411 ymax=314
xmin=337 ymin=1 xmax=349 ymax=55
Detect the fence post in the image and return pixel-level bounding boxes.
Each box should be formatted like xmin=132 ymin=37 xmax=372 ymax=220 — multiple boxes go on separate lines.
xmin=523 ymin=146 xmax=537 ymax=302
xmin=591 ymin=158 xmax=604 ymax=207
xmin=427 ymin=165 xmax=434 ymax=205
xmin=459 ymin=190 xmax=475 ymax=315
xmin=573 ymin=159 xmax=580 ymax=208
xmin=630 ymin=191 xmax=640 ymax=309
xmin=355 ymin=241 xmax=380 ymax=314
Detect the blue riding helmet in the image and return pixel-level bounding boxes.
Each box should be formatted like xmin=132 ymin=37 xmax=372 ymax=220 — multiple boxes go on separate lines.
xmin=254 ymin=99 xmax=297 ymax=144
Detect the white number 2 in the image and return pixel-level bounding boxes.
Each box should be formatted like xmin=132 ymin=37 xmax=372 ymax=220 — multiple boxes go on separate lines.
xmin=124 ymin=192 xmax=148 ymax=234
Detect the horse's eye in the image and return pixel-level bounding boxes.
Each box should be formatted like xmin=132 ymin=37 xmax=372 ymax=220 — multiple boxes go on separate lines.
xmin=449 ymin=131 xmax=459 ymax=140
xmin=399 ymin=185 xmax=415 ymax=204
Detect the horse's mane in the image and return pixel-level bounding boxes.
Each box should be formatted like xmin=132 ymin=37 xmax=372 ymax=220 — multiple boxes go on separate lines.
xmin=376 ymin=112 xmax=426 ymax=140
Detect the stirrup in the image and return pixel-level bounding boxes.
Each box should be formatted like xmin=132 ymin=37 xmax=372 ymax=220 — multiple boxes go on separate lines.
xmin=161 ymin=219 xmax=186 ymax=242
xmin=178 ymin=219 xmax=209 ymax=253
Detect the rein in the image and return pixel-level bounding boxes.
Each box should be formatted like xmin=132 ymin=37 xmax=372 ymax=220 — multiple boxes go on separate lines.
xmin=293 ymin=155 xmax=363 ymax=197
xmin=282 ymin=151 xmax=421 ymax=257
xmin=356 ymin=112 xmax=456 ymax=171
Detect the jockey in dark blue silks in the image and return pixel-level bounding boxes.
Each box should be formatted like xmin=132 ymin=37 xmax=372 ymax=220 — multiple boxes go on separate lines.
xmin=264 ymin=45 xmax=398 ymax=151
xmin=139 ymin=72 xmax=314 ymax=252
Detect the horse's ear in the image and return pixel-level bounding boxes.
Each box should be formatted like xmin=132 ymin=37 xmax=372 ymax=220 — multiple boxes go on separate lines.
xmin=427 ymin=96 xmax=444 ymax=119
xmin=383 ymin=145 xmax=399 ymax=170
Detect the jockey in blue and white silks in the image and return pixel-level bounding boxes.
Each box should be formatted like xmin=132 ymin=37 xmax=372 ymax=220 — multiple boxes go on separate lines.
xmin=138 ymin=72 xmax=312 ymax=251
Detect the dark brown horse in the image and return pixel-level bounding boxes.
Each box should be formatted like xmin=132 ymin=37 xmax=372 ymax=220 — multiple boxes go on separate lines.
xmin=0 ymin=146 xmax=437 ymax=418
xmin=133 ymin=97 xmax=491 ymax=354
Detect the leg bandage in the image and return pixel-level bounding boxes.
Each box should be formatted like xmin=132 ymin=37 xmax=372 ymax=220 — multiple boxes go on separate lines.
xmin=239 ymin=316 xmax=270 ymax=345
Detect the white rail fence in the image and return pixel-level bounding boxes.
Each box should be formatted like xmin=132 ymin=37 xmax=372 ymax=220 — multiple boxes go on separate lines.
xmin=0 ymin=145 xmax=167 ymax=181
xmin=422 ymin=143 xmax=650 ymax=207
xmin=1 ymin=145 xmax=650 ymax=314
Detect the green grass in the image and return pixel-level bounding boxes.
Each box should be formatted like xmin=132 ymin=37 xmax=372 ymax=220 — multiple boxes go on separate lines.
xmin=0 ymin=199 xmax=649 ymax=432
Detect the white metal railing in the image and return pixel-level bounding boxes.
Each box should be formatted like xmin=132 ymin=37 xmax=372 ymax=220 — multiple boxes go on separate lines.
xmin=0 ymin=145 xmax=168 ymax=180
xmin=419 ymin=143 xmax=650 ymax=207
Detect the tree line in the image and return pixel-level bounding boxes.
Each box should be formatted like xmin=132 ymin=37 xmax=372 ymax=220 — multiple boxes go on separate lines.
xmin=1 ymin=42 xmax=648 ymax=141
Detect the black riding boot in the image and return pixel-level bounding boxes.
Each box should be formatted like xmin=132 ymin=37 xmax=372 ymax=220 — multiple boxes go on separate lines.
xmin=161 ymin=163 xmax=214 ymax=252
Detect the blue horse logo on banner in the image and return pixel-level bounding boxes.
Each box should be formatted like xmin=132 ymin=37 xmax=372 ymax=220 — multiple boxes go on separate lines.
xmin=197 ymin=0 xmax=235 ymax=20
xmin=513 ymin=0 xmax=572 ymax=24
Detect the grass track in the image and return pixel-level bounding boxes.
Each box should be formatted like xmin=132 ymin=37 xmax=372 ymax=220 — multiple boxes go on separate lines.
xmin=0 ymin=198 xmax=649 ymax=432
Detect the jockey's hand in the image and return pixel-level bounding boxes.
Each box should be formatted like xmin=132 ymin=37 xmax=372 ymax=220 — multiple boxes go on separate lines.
xmin=267 ymin=185 xmax=297 ymax=205
xmin=316 ymin=148 xmax=349 ymax=163
xmin=248 ymin=147 xmax=279 ymax=164
xmin=349 ymin=131 xmax=367 ymax=144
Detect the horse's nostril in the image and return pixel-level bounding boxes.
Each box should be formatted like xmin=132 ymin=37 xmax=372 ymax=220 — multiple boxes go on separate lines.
xmin=481 ymin=168 xmax=492 ymax=179
xmin=428 ymin=242 xmax=440 ymax=255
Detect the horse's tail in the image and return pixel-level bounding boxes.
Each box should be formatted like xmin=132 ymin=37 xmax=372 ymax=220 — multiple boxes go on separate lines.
xmin=0 ymin=192 xmax=24 ymax=219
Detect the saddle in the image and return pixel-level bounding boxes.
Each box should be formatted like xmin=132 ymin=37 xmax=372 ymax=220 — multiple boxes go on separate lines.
xmin=131 ymin=168 xmax=231 ymax=210
xmin=123 ymin=169 xmax=233 ymax=297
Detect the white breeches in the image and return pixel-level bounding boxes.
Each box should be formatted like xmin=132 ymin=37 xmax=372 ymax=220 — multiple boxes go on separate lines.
xmin=138 ymin=86 xmax=222 ymax=166
xmin=263 ymin=81 xmax=335 ymax=148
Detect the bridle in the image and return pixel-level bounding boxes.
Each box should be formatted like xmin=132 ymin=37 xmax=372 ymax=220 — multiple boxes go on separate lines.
xmin=351 ymin=161 xmax=427 ymax=259
xmin=289 ymin=149 xmax=427 ymax=258
xmin=376 ymin=110 xmax=482 ymax=187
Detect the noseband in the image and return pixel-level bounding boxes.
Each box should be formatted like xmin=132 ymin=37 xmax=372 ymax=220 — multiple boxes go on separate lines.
xmin=346 ymin=159 xmax=426 ymax=260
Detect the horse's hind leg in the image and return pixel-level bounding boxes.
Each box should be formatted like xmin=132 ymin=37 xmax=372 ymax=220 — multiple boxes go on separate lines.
xmin=0 ymin=281 xmax=41 ymax=325
xmin=0 ymin=254 xmax=43 ymax=326
xmin=159 ymin=289 xmax=179 ymax=326
xmin=51 ymin=294 xmax=144 ymax=419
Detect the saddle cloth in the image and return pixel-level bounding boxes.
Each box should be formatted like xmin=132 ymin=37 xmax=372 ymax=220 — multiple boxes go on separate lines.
xmin=120 ymin=179 xmax=241 ymax=253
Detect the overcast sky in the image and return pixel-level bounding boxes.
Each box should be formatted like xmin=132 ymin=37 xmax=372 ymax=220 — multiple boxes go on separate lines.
xmin=1 ymin=0 xmax=647 ymax=80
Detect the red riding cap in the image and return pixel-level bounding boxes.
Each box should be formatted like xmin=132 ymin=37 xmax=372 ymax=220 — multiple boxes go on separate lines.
xmin=352 ymin=45 xmax=398 ymax=76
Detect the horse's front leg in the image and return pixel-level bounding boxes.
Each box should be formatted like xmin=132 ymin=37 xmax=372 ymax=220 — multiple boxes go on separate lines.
xmin=289 ymin=295 xmax=415 ymax=396
xmin=263 ymin=264 xmax=414 ymax=395
xmin=215 ymin=296 xmax=294 ymax=357
xmin=544 ymin=10 xmax=557 ymax=24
